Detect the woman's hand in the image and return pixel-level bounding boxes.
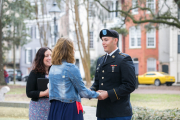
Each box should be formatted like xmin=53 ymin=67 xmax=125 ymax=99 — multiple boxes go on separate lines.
xmin=44 ymin=88 xmax=49 ymax=97
xmin=39 ymin=88 xmax=49 ymax=97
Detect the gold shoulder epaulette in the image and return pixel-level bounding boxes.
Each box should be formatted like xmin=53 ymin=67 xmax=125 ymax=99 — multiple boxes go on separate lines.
xmin=101 ymin=54 xmax=106 ymax=57
xmin=119 ymin=52 xmax=126 ymax=57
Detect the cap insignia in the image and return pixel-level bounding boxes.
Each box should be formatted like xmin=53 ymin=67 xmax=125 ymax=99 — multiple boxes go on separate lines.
xmin=102 ymin=30 xmax=107 ymax=35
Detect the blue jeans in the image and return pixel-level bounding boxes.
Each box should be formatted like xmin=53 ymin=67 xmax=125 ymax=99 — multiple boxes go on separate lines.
xmin=97 ymin=116 xmax=132 ymax=120
xmin=5 ymin=77 xmax=9 ymax=83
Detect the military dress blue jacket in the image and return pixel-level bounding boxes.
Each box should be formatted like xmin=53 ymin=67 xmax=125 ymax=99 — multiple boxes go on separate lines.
xmin=49 ymin=61 xmax=99 ymax=103
xmin=90 ymin=49 xmax=136 ymax=118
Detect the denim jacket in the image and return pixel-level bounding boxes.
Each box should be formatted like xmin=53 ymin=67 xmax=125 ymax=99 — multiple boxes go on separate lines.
xmin=49 ymin=61 xmax=99 ymax=103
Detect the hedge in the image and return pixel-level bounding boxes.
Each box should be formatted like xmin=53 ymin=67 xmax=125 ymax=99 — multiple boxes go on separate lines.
xmin=132 ymin=107 xmax=180 ymax=120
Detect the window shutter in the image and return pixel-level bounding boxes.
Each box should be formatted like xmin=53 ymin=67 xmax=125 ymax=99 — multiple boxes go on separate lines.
xmin=36 ymin=25 xmax=40 ymax=39
xmin=31 ymin=26 xmax=33 ymax=38
xmin=116 ymin=1 xmax=118 ymax=17
xmin=178 ymin=35 xmax=180 ymax=53
xmin=34 ymin=26 xmax=36 ymax=38
xmin=89 ymin=32 xmax=94 ymax=48
xmin=25 ymin=50 xmax=27 ymax=64
xmin=30 ymin=50 xmax=33 ymax=63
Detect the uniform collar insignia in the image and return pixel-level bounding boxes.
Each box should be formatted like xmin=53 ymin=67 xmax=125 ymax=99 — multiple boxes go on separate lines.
xmin=112 ymin=55 xmax=115 ymax=58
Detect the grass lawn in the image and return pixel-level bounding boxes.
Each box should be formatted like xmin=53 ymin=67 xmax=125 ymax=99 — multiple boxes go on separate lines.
xmin=1 ymin=85 xmax=180 ymax=119
xmin=2 ymin=85 xmax=180 ymax=110
xmin=0 ymin=107 xmax=29 ymax=119
xmin=130 ymin=94 xmax=180 ymax=110
xmin=81 ymin=93 xmax=180 ymax=110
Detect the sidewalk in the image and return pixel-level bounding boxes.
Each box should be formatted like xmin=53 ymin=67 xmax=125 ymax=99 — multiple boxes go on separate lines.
xmin=83 ymin=106 xmax=97 ymax=120
xmin=0 ymin=106 xmax=97 ymax=120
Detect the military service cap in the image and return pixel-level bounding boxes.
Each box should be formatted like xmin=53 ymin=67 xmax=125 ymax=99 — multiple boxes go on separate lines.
xmin=99 ymin=29 xmax=119 ymax=40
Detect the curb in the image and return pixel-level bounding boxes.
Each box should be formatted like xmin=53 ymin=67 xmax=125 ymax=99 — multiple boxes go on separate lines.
xmin=0 ymin=101 xmax=29 ymax=108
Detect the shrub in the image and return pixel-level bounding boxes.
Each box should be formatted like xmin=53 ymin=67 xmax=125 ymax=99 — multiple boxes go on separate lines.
xmin=132 ymin=107 xmax=180 ymax=120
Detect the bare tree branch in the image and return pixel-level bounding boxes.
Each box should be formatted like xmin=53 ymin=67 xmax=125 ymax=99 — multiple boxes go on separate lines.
xmin=95 ymin=0 xmax=180 ymax=29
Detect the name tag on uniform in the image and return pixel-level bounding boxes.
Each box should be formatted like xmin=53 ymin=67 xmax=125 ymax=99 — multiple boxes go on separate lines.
xmin=111 ymin=65 xmax=117 ymax=72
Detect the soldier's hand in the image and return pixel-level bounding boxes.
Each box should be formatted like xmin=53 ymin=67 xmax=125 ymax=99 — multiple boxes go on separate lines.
xmin=98 ymin=91 xmax=109 ymax=100
xmin=97 ymin=90 xmax=105 ymax=93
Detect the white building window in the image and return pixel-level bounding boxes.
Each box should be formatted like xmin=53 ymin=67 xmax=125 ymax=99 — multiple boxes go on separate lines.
xmin=132 ymin=0 xmax=138 ymax=14
xmin=147 ymin=58 xmax=156 ymax=72
xmin=38 ymin=4 xmax=42 ymax=16
xmin=146 ymin=29 xmax=156 ymax=48
xmin=146 ymin=0 xmax=155 ymax=13
xmin=36 ymin=26 xmax=40 ymax=39
xmin=107 ymin=1 xmax=114 ymax=19
xmin=89 ymin=32 xmax=94 ymax=48
xmin=89 ymin=2 xmax=94 ymax=17
xmin=129 ymin=26 xmax=141 ymax=48
xmin=25 ymin=48 xmax=32 ymax=64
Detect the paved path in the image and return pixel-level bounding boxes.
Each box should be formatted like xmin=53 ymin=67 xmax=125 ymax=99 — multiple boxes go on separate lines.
xmin=83 ymin=106 xmax=97 ymax=120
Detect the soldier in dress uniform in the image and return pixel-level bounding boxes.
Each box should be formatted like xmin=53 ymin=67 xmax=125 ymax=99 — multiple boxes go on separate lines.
xmin=90 ymin=29 xmax=136 ymax=120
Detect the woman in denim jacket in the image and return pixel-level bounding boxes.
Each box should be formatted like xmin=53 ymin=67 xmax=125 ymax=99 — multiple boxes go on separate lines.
xmin=48 ymin=37 xmax=99 ymax=120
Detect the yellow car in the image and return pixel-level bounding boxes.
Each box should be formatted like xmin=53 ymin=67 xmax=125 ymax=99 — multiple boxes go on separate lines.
xmin=138 ymin=72 xmax=175 ymax=86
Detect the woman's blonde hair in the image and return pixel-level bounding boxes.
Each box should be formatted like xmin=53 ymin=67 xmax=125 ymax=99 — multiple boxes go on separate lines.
xmin=52 ymin=37 xmax=75 ymax=65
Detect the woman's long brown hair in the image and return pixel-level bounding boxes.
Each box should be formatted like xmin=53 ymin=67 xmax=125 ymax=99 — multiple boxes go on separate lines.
xmin=32 ymin=47 xmax=52 ymax=74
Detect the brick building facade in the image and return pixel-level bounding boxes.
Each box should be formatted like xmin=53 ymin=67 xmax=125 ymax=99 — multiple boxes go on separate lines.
xmin=122 ymin=0 xmax=159 ymax=75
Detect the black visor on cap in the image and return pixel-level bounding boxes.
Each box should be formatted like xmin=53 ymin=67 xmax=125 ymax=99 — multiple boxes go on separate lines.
xmin=99 ymin=29 xmax=119 ymax=40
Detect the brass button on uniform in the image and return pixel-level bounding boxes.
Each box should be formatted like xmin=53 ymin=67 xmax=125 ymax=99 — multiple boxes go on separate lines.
xmin=102 ymin=77 xmax=104 ymax=79
xmin=102 ymin=70 xmax=104 ymax=73
xmin=101 ymin=83 xmax=103 ymax=86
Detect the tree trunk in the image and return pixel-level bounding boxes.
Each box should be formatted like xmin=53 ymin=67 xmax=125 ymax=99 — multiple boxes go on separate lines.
xmin=13 ymin=43 xmax=16 ymax=84
xmin=12 ymin=24 xmax=16 ymax=84
xmin=0 ymin=0 xmax=6 ymax=85
xmin=74 ymin=0 xmax=91 ymax=86
xmin=0 ymin=21 xmax=6 ymax=85
xmin=82 ymin=59 xmax=91 ymax=87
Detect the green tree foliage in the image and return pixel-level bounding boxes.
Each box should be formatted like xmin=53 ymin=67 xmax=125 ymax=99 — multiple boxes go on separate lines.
xmin=0 ymin=0 xmax=34 ymax=85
